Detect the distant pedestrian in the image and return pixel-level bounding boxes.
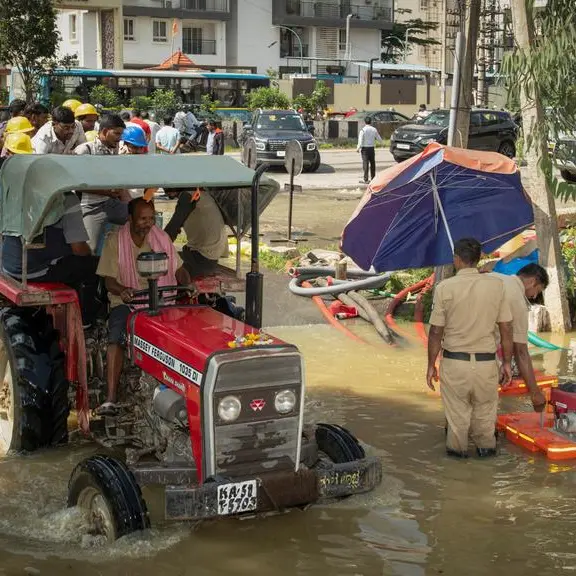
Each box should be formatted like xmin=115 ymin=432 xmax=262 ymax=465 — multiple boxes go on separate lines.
xmin=142 ymin=111 xmax=160 ymax=154
xmin=155 ymin=116 xmax=181 ymax=154
xmin=357 ymin=117 xmax=382 ymax=184
xmin=206 ymin=121 xmax=224 ymax=155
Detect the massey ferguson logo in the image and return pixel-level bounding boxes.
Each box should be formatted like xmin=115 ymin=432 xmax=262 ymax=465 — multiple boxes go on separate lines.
xmin=250 ymin=399 xmax=266 ymax=411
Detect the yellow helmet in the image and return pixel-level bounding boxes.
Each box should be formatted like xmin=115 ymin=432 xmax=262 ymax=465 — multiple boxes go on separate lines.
xmin=4 ymin=133 xmax=33 ymax=154
xmin=75 ymin=103 xmax=99 ymax=118
xmin=85 ymin=130 xmax=98 ymax=142
xmin=62 ymin=99 xmax=82 ymax=112
xmin=5 ymin=116 xmax=34 ymax=134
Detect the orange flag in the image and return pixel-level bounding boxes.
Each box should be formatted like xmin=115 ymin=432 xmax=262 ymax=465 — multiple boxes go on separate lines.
xmin=172 ymin=19 xmax=178 ymax=37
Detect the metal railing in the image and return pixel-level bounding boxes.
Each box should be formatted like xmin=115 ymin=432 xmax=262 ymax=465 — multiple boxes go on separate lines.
xmin=286 ymin=0 xmax=392 ymax=22
xmin=182 ymin=0 xmax=229 ymax=11
xmin=281 ymin=43 xmax=309 ymax=58
xmin=182 ymin=38 xmax=217 ymax=54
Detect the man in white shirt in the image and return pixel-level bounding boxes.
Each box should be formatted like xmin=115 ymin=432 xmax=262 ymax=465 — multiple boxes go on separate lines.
xmin=155 ymin=116 xmax=181 ymax=154
xmin=32 ymin=106 xmax=86 ymax=154
xmin=357 ymin=117 xmax=383 ymax=184
xmin=142 ymin=111 xmax=160 ymax=154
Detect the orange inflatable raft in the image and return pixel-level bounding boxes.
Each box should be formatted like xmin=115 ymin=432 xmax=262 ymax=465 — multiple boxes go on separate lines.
xmin=497 ymin=411 xmax=576 ymax=460
xmin=499 ymin=371 xmax=558 ymax=396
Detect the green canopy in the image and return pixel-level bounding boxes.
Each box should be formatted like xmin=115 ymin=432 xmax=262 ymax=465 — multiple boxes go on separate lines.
xmin=1 ymin=154 xmax=259 ymax=241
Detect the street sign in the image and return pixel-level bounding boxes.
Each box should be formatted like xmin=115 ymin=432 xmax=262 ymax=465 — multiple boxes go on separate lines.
xmin=284 ymin=140 xmax=303 ymax=177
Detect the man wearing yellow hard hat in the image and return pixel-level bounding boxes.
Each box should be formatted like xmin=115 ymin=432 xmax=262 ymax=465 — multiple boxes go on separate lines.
xmin=1 ymin=116 xmax=34 ymax=158
xmin=75 ymin=103 xmax=99 ymax=133
xmin=0 ymin=133 xmax=34 ymax=168
xmin=62 ymin=99 xmax=82 ymax=113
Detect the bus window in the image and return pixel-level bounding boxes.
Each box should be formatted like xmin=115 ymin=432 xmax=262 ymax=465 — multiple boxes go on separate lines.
xmin=60 ymin=75 xmax=86 ymax=100
xmin=180 ymin=78 xmax=206 ymax=104
xmin=209 ymin=79 xmax=240 ymax=107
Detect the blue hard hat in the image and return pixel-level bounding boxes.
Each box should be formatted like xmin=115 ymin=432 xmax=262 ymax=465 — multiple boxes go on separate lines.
xmin=122 ymin=125 xmax=147 ymax=147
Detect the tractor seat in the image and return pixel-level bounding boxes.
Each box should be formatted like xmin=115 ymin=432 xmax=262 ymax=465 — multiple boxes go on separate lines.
xmin=23 ymin=282 xmax=80 ymax=305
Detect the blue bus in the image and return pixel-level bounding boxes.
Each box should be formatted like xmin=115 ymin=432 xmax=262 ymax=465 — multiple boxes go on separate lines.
xmin=10 ymin=68 xmax=269 ymax=110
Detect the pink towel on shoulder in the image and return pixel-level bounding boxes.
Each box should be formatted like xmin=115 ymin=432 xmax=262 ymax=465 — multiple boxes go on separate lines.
xmin=118 ymin=222 xmax=178 ymax=291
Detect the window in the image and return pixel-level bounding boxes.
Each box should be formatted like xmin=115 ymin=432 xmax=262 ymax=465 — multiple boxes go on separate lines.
xmin=182 ymin=27 xmax=202 ymax=54
xmin=338 ymin=29 xmax=347 ymax=52
xmin=69 ymin=14 xmax=77 ymax=42
xmin=153 ymin=20 xmax=168 ymax=43
xmin=124 ymin=18 xmax=135 ymax=41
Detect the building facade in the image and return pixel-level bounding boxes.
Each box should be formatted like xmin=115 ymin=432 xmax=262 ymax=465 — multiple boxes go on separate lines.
xmin=56 ymin=0 xmax=393 ymax=74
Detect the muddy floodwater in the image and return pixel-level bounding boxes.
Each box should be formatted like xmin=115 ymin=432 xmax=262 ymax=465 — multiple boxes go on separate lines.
xmin=1 ymin=324 xmax=576 ymax=575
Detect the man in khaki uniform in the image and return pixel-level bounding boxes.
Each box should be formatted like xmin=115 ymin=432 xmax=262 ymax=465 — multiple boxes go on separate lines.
xmin=491 ymin=264 xmax=549 ymax=412
xmin=427 ymin=238 xmax=514 ymax=458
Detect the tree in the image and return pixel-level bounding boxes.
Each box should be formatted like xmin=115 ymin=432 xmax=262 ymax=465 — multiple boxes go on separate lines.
xmin=246 ymin=86 xmax=291 ymax=110
xmin=381 ymin=17 xmax=441 ymax=63
xmin=292 ymin=81 xmax=330 ymax=115
xmin=89 ymin=85 xmax=121 ymax=109
xmin=501 ymin=0 xmax=575 ymax=330
xmin=150 ymin=89 xmax=181 ymax=117
xmin=130 ymin=95 xmax=153 ymax=111
xmin=200 ymin=93 xmax=220 ymax=116
xmin=0 ymin=0 xmax=60 ymax=102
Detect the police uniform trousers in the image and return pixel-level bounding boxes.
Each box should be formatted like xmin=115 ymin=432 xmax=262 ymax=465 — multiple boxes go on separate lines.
xmin=440 ymin=356 xmax=500 ymax=453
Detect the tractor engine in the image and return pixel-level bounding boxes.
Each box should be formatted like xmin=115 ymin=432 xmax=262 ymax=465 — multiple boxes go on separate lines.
xmin=551 ymin=383 xmax=576 ymax=439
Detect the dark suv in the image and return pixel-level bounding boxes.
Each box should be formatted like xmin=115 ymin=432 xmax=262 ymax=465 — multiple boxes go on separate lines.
xmin=390 ymin=109 xmax=519 ymax=162
xmin=241 ymin=109 xmax=321 ymax=172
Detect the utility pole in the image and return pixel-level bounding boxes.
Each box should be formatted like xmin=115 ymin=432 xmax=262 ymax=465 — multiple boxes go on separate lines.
xmin=440 ymin=0 xmax=448 ymax=109
xmin=477 ymin=0 xmax=487 ymax=107
xmin=509 ymin=0 xmax=571 ymax=331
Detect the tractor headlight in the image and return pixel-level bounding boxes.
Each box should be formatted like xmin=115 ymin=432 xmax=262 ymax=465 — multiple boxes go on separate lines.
xmin=137 ymin=251 xmax=168 ymax=280
xmin=274 ymin=389 xmax=296 ymax=414
xmin=218 ymin=395 xmax=241 ymax=422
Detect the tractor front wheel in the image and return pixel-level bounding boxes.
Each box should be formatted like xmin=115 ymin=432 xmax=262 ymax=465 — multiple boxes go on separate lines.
xmin=68 ymin=455 xmax=150 ymax=542
xmin=315 ymin=423 xmax=365 ymax=463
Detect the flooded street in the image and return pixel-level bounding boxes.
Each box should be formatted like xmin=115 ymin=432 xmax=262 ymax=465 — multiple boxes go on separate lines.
xmin=1 ymin=324 xmax=576 ymax=575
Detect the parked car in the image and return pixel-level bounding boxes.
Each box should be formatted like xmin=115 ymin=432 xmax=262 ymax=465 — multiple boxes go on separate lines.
xmin=241 ymin=109 xmax=321 ymax=172
xmin=551 ymin=132 xmax=576 ymax=182
xmin=390 ymin=109 xmax=519 ymax=162
xmin=348 ymin=110 xmax=411 ymax=124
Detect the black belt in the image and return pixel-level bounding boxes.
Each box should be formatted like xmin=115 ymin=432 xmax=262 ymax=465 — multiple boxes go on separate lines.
xmin=443 ymin=350 xmax=496 ymax=361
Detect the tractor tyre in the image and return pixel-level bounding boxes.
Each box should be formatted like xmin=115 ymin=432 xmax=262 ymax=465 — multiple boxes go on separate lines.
xmin=0 ymin=307 xmax=69 ymax=455
xmin=68 ymin=455 xmax=150 ymax=542
xmin=315 ymin=423 xmax=365 ymax=463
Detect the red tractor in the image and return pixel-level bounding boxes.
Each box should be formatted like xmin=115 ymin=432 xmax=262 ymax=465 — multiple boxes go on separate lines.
xmin=0 ymin=154 xmax=382 ymax=541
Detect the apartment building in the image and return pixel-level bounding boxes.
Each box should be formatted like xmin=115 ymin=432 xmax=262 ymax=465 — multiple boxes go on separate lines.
xmin=56 ymin=0 xmax=393 ymax=74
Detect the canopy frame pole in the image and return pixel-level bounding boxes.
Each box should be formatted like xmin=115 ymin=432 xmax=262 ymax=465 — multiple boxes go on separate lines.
xmin=430 ymin=172 xmax=454 ymax=253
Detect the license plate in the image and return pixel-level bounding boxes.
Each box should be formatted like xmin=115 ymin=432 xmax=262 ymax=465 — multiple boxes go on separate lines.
xmin=217 ymin=480 xmax=258 ymax=516
xmin=396 ymin=143 xmax=410 ymax=150
xmin=276 ymin=151 xmax=286 ymax=157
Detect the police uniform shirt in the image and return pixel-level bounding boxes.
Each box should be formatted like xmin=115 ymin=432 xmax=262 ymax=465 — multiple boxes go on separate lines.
xmin=490 ymin=272 xmax=529 ymax=344
xmin=429 ymin=268 xmax=512 ymax=353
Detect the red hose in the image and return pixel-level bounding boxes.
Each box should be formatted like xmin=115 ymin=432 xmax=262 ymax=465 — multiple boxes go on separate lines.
xmin=302 ymin=281 xmax=366 ymax=344
xmin=414 ymin=275 xmax=435 ymax=344
xmin=385 ymin=278 xmax=429 ymax=339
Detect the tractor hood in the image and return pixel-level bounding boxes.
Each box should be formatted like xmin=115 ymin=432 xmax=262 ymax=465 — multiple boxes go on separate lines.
xmin=129 ymin=306 xmax=287 ymax=390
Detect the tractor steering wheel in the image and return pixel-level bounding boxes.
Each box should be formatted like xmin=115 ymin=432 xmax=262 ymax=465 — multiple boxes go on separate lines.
xmin=129 ymin=285 xmax=196 ymax=308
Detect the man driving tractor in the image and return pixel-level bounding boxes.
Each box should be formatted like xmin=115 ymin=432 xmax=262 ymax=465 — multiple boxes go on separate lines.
xmin=96 ymin=197 xmax=191 ymax=415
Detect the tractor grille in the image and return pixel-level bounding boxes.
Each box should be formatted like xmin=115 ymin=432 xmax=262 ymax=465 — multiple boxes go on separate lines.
xmin=268 ymin=140 xmax=287 ymax=152
xmin=203 ymin=349 xmax=302 ymax=479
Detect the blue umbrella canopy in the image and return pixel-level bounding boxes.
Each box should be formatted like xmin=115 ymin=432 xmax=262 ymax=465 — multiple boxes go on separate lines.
xmin=341 ymin=144 xmax=534 ymax=272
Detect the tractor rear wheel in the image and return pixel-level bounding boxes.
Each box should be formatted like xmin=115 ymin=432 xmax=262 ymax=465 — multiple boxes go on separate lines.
xmin=68 ymin=455 xmax=150 ymax=542
xmin=315 ymin=423 xmax=365 ymax=463
xmin=0 ymin=308 xmax=68 ymax=455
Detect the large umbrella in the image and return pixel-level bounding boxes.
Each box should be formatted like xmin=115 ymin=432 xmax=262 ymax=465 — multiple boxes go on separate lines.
xmin=341 ymin=143 xmax=534 ymax=272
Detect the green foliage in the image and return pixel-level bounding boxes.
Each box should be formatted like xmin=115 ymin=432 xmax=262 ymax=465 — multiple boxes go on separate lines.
xmin=381 ymin=18 xmax=441 ymax=63
xmin=89 ymin=85 xmax=121 ymax=109
xmin=200 ymin=93 xmax=220 ymax=115
xmin=0 ymin=87 xmax=8 ymax=105
xmin=387 ymin=268 xmax=434 ymax=293
xmin=150 ymin=89 xmax=181 ymax=117
xmin=130 ymin=95 xmax=152 ymax=111
xmin=265 ymin=67 xmax=279 ymax=80
xmin=292 ymin=81 xmax=330 ymax=115
xmin=246 ymin=86 xmax=291 ymax=110
xmin=0 ymin=0 xmax=60 ymax=102
xmin=561 ymin=228 xmax=576 ymax=295
xmin=501 ymin=0 xmax=576 ymax=199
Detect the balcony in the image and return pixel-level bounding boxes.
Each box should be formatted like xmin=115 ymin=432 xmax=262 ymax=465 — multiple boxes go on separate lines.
xmin=280 ymin=43 xmax=309 ymax=58
xmin=274 ymin=1 xmax=393 ymax=29
xmin=123 ymin=0 xmax=230 ymax=20
xmin=183 ymin=38 xmax=217 ymax=55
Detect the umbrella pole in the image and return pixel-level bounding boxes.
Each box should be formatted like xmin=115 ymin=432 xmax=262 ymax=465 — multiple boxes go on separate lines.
xmin=430 ymin=172 xmax=454 ymax=253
